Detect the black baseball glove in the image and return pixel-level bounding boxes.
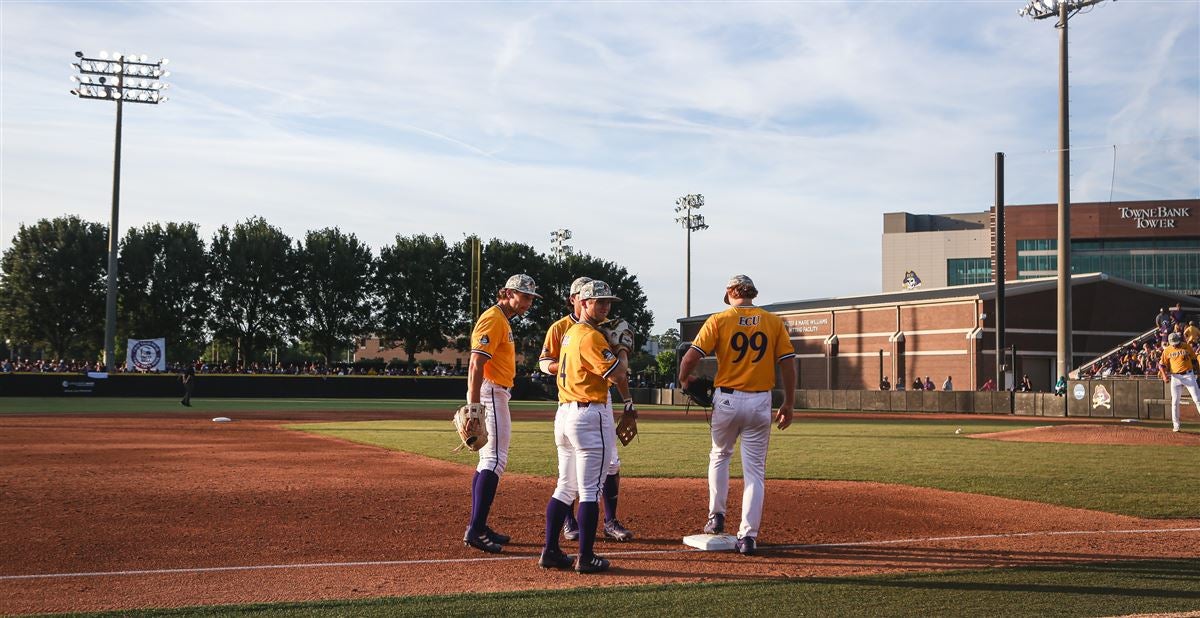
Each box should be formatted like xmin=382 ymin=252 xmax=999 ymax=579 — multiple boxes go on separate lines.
xmin=682 ymin=376 xmax=715 ymax=408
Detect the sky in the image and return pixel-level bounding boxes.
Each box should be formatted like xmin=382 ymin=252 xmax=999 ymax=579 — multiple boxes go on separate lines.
xmin=2 ymin=1 xmax=1198 ymax=333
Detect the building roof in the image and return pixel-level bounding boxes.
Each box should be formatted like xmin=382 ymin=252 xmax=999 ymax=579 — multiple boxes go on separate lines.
xmin=678 ymin=272 xmax=1200 ymax=326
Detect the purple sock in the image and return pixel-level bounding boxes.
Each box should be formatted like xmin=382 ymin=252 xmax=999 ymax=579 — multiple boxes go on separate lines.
xmin=467 ymin=470 xmax=480 ymax=525
xmin=602 ymin=473 xmax=619 ymax=522
xmin=544 ymin=498 xmax=572 ymax=553
xmin=564 ymin=500 xmax=578 ymax=528
xmin=469 ymin=469 xmax=499 ymax=533
xmin=578 ymin=501 xmax=600 ymax=560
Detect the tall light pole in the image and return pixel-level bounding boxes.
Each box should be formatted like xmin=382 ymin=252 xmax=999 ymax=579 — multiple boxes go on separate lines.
xmin=70 ymin=50 xmax=170 ymax=372
xmin=674 ymin=194 xmax=708 ymax=317
xmin=1018 ymin=0 xmax=1107 ymax=380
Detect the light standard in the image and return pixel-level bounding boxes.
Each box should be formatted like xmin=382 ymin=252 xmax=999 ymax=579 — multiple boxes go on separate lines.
xmin=69 ymin=50 xmax=171 ymax=372
xmin=550 ymin=228 xmax=572 ymax=262
xmin=674 ymin=194 xmax=709 ymax=317
xmin=1018 ymin=0 xmax=1108 ymax=380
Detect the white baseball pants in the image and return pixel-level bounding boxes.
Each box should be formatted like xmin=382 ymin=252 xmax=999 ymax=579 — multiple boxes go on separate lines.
xmin=1169 ymin=373 xmax=1199 ymax=431
xmin=476 ymin=379 xmax=512 ymax=476
xmin=553 ymin=402 xmax=614 ymax=504
xmin=606 ymin=392 xmax=621 ymax=475
xmin=709 ymin=389 xmax=772 ymax=540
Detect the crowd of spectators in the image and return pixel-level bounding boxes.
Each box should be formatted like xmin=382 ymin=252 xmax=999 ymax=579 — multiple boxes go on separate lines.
xmin=0 ymin=357 xmax=471 ymax=377
xmin=879 ymin=375 xmax=954 ymax=391
xmin=1078 ymin=304 xmax=1197 ymax=379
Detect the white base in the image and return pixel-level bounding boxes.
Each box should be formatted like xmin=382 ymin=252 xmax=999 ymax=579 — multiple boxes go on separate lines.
xmin=683 ymin=533 xmax=737 ymax=551
xmin=212 ymin=417 xmax=233 ymax=423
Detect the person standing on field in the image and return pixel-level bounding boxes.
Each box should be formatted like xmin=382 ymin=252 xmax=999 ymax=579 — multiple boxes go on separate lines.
xmin=180 ymin=362 xmax=195 ymax=407
xmin=677 ymin=274 xmax=796 ymax=556
xmin=462 ymin=274 xmax=541 ymax=553
xmin=539 ymin=280 xmax=633 ymax=574
xmin=538 ymin=276 xmax=635 ymax=543
xmin=1159 ymin=331 xmax=1198 ymax=433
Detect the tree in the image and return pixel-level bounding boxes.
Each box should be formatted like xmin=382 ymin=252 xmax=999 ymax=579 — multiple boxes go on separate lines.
xmin=118 ymin=222 xmax=209 ymax=361
xmin=0 ymin=216 xmax=107 ymax=360
xmin=207 ymin=217 xmax=295 ymax=364
xmin=295 ymin=227 xmax=377 ymax=364
xmin=656 ymin=349 xmax=677 ymax=378
xmin=655 ymin=328 xmax=680 ymax=353
xmin=375 ymin=234 xmax=455 ymax=366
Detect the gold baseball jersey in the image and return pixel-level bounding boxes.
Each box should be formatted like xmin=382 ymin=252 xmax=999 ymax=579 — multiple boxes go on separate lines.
xmin=1185 ymin=325 xmax=1200 ymax=344
xmin=689 ymin=306 xmax=796 ymax=392
xmin=539 ymin=313 xmax=579 ymax=367
xmin=471 ymin=304 xmax=516 ymax=388
xmin=1160 ymin=344 xmax=1198 ymax=375
xmin=557 ymin=323 xmax=620 ymax=403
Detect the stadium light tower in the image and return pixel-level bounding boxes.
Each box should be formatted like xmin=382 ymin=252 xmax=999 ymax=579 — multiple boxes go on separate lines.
xmin=1018 ymin=0 xmax=1108 ymax=381
xmin=550 ymin=228 xmax=573 ymax=262
xmin=69 ymin=50 xmax=170 ymax=372
xmin=674 ymin=194 xmax=709 ymax=317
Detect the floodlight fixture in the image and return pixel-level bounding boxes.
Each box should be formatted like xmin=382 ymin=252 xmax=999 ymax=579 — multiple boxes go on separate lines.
xmin=674 ymin=193 xmax=709 ymax=316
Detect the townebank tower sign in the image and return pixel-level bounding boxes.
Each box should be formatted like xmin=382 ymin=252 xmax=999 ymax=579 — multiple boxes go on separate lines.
xmin=1120 ymin=205 xmax=1191 ymax=229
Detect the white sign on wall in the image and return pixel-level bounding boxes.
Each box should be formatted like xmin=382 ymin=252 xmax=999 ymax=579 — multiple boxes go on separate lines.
xmin=126 ymin=338 xmax=166 ymax=372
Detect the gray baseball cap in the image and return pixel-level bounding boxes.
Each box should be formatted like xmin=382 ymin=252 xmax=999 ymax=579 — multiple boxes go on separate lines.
xmin=503 ymin=274 xmax=542 ymax=298
xmin=577 ymin=280 xmax=621 ymax=301
xmin=724 ymin=274 xmax=756 ymax=304
xmin=569 ymin=276 xmax=593 ymax=296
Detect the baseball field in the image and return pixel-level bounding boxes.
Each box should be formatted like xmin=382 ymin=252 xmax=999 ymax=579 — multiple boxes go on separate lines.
xmin=1 ymin=398 xmax=1199 ymax=617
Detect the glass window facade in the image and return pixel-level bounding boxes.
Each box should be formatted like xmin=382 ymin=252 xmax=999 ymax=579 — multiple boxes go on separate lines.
xmin=1015 ymin=238 xmax=1200 ymax=295
xmin=947 ymin=257 xmax=993 ymax=286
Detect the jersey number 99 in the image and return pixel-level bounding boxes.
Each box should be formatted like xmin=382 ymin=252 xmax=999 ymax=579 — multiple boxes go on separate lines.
xmin=730 ymin=332 xmax=767 ymax=363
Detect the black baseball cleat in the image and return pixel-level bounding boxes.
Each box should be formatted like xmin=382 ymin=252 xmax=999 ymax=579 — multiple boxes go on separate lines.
xmin=735 ymin=536 xmax=756 ymax=556
xmin=538 ymin=548 xmax=575 ymax=570
xmin=463 ymin=528 xmax=502 ymax=554
xmin=484 ymin=526 xmax=510 ymax=545
xmin=576 ymin=554 xmax=610 ymax=574
xmin=703 ymin=512 xmax=725 ymax=535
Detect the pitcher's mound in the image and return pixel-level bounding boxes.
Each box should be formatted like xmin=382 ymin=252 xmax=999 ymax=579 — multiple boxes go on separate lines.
xmin=970 ymin=424 xmax=1200 ymax=446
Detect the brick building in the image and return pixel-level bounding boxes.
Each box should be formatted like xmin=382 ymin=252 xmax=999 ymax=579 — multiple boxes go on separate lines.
xmin=679 ymin=273 xmax=1198 ymax=392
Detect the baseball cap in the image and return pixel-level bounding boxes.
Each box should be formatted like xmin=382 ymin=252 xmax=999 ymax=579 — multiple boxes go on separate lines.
xmin=569 ymin=276 xmax=593 ymax=296
xmin=723 ymin=274 xmax=756 ymax=305
xmin=1169 ymin=332 xmax=1183 ymax=345
xmin=577 ymin=280 xmax=621 ymax=301
xmin=503 ymin=274 xmax=542 ymax=298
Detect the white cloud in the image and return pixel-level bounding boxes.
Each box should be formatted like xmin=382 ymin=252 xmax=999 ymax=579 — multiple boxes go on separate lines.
xmin=2 ymin=1 xmax=1196 ymax=330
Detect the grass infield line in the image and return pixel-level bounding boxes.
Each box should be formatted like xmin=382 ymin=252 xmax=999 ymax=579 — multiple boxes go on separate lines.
xmin=5 ymin=526 xmax=1198 ymax=582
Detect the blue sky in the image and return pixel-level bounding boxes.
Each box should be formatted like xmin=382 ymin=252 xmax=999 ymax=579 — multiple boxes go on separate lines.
xmin=2 ymin=1 xmax=1197 ymax=332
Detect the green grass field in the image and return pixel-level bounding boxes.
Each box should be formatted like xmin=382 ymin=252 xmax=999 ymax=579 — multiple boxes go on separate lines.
xmin=66 ymin=559 xmax=1200 ymax=617
xmin=6 ymin=397 xmax=1199 ymax=617
xmin=295 ymin=416 xmax=1200 ymax=519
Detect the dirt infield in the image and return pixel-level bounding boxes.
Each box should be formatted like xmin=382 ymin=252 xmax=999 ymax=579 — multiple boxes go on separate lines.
xmin=970 ymin=424 xmax=1200 ymax=446
xmin=2 ymin=414 xmax=1199 ymax=615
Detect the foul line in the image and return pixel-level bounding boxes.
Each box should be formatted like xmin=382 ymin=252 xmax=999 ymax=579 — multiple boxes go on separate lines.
xmin=3 ymin=527 xmax=1199 ymax=581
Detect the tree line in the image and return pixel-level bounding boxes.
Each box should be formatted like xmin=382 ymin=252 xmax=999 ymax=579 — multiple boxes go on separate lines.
xmin=0 ymin=215 xmax=654 ymax=370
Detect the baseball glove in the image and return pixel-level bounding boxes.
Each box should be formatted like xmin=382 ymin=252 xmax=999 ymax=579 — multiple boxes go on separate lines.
xmin=682 ymin=376 xmax=715 ymax=408
xmin=615 ymin=401 xmax=638 ymax=446
xmin=600 ymin=318 xmax=635 ymax=353
xmin=451 ymin=403 xmax=488 ymax=452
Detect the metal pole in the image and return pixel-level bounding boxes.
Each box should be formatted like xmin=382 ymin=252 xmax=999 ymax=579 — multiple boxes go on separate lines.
xmin=1056 ymin=1 xmax=1073 ymax=381
xmin=104 ymin=88 xmax=124 ymax=372
xmin=685 ymin=218 xmax=691 ymax=317
xmin=995 ymin=152 xmax=1006 ymax=388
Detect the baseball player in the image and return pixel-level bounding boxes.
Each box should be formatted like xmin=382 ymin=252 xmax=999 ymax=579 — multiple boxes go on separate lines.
xmin=678 ymin=274 xmax=796 ymax=556
xmin=462 ymin=274 xmax=541 ymax=553
xmin=538 ymin=276 xmax=634 ymax=543
xmin=1159 ymin=331 xmax=1198 ymax=432
xmin=539 ymin=280 xmax=632 ymax=574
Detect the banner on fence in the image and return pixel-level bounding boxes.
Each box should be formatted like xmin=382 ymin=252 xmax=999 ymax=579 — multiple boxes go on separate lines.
xmin=126 ymin=338 xmax=167 ymax=372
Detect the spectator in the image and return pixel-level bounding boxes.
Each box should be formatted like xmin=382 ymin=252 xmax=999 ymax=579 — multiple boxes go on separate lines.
xmin=923 ymin=376 xmax=935 ymax=391
xmin=1053 ymin=375 xmax=1067 ymax=396
xmin=980 ymin=378 xmax=996 ymax=391
xmin=911 ymin=377 xmax=924 ymax=391
xmin=942 ymin=375 xmax=953 ymax=391
xmin=1019 ymin=374 xmax=1033 ymax=392
xmin=1156 ymin=307 xmax=1170 ymax=330
xmin=879 ymin=376 xmax=891 ymax=391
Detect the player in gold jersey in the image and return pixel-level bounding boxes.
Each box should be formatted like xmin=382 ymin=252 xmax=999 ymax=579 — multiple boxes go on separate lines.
xmin=539 ymin=276 xmax=634 ymax=543
xmin=1159 ymin=331 xmax=1198 ymax=432
xmin=678 ymin=274 xmax=796 ymax=555
xmin=462 ymin=274 xmax=540 ymax=554
xmin=538 ymin=280 xmax=632 ymax=574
